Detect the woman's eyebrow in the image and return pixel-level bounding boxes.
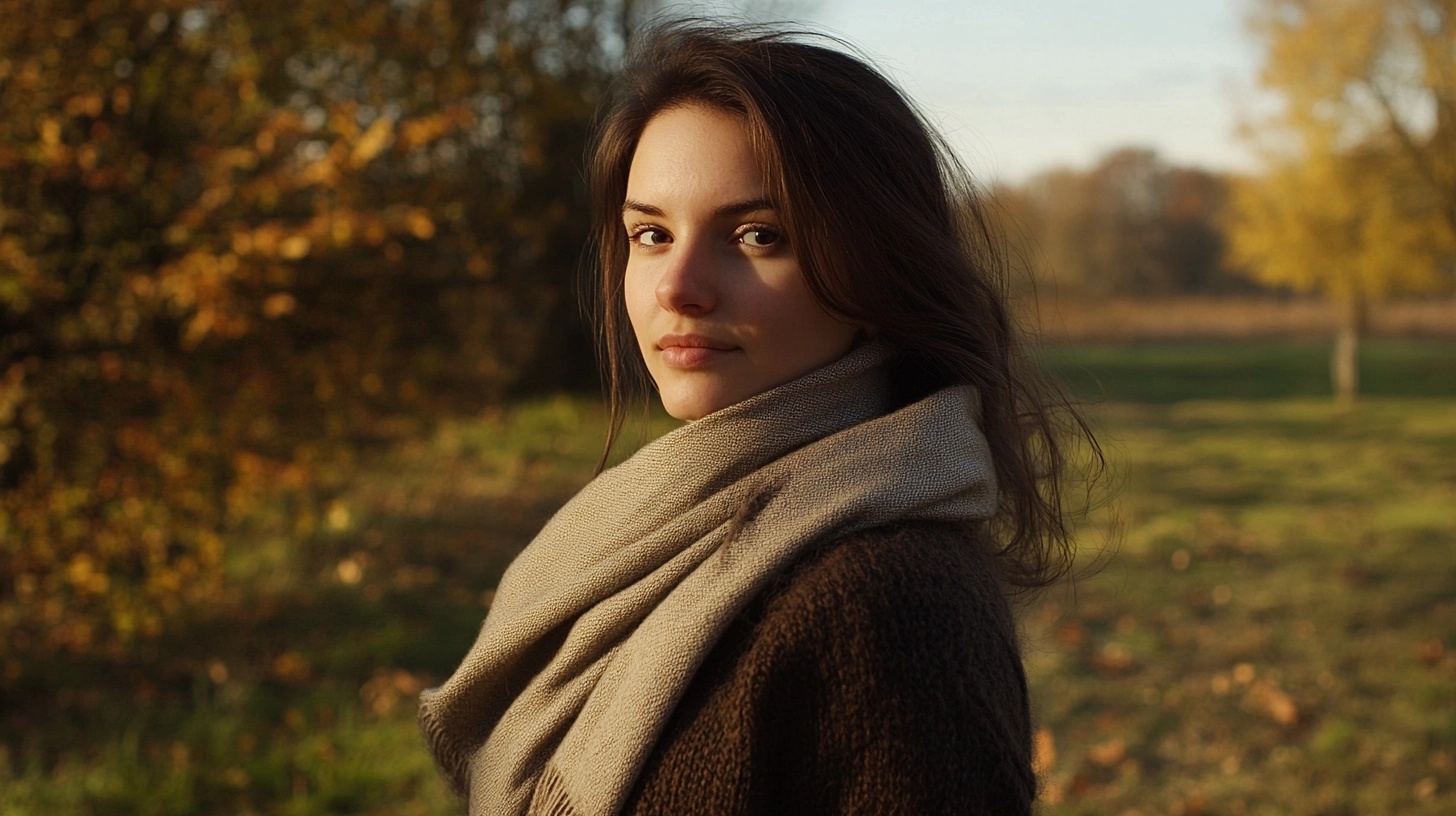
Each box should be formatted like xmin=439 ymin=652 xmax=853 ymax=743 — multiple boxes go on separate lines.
xmin=710 ymin=198 xmax=774 ymax=218
xmin=622 ymin=199 xmax=664 ymax=217
xmin=621 ymin=198 xmax=776 ymax=219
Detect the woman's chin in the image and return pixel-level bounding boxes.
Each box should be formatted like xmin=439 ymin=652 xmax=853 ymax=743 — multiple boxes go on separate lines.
xmin=657 ymin=384 xmax=740 ymax=421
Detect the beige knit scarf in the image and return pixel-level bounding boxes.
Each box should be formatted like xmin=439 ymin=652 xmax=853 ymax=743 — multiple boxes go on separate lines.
xmin=418 ymin=342 xmax=997 ymax=815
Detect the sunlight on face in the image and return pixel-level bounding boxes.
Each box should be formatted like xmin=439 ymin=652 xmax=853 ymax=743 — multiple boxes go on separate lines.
xmin=622 ymin=104 xmax=860 ymax=420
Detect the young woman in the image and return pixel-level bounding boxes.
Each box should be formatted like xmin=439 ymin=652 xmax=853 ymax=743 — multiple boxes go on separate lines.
xmin=421 ymin=19 xmax=1096 ymax=816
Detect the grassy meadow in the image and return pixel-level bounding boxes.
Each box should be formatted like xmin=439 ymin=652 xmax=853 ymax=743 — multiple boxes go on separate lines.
xmin=3 ymin=339 xmax=1455 ymax=814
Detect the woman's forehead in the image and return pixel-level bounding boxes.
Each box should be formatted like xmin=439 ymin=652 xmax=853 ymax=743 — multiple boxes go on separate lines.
xmin=624 ymin=105 xmax=774 ymax=217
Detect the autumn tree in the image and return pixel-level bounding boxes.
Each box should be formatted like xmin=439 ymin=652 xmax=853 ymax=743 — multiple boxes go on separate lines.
xmin=1229 ymin=0 xmax=1456 ymax=401
xmin=0 ymin=0 xmax=643 ymax=685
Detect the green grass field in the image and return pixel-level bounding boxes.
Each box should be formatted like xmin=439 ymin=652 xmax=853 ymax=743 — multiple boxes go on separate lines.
xmin=1042 ymin=339 xmax=1456 ymax=402
xmin=1027 ymin=397 xmax=1456 ymax=814
xmin=3 ymin=340 xmax=1454 ymax=815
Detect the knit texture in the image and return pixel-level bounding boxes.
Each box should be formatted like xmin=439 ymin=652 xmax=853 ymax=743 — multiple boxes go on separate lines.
xmin=418 ymin=343 xmax=998 ymax=815
xmin=625 ymin=521 xmax=1034 ymax=815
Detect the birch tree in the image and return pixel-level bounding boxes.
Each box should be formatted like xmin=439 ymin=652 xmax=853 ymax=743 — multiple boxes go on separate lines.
xmin=1229 ymin=0 xmax=1456 ymax=401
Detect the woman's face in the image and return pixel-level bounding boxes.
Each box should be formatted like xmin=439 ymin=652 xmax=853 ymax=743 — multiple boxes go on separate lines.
xmin=623 ymin=104 xmax=859 ymax=420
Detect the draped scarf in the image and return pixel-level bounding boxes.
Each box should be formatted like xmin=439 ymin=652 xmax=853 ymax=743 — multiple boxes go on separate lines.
xmin=418 ymin=342 xmax=998 ymax=815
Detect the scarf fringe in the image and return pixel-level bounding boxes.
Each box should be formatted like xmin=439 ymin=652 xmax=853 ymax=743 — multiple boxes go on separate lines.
xmin=528 ymin=764 xmax=578 ymax=816
xmin=418 ymin=692 xmax=470 ymax=797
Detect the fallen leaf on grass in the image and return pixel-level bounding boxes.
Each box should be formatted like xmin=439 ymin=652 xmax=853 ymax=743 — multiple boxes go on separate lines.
xmin=1416 ymin=638 xmax=1444 ymax=666
xmin=1233 ymin=662 xmax=1256 ymax=685
xmin=1340 ymin=558 xmax=1376 ymax=588
xmin=1092 ymin=641 xmax=1137 ymax=673
xmin=1055 ymin=620 xmax=1084 ymax=648
xmin=361 ymin=669 xmax=427 ymax=716
xmin=1087 ymin=737 xmax=1126 ymax=767
xmin=1245 ymin=680 xmax=1298 ymax=726
xmin=271 ymin=651 xmax=312 ymax=684
xmin=1174 ymin=794 xmax=1207 ymax=816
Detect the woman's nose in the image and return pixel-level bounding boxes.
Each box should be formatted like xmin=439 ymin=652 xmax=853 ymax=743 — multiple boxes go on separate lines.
xmin=655 ymin=239 xmax=718 ymax=315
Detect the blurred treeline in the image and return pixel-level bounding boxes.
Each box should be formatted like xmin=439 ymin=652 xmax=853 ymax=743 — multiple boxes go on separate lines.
xmin=990 ymin=148 xmax=1249 ymax=297
xmin=0 ymin=0 xmax=655 ymax=689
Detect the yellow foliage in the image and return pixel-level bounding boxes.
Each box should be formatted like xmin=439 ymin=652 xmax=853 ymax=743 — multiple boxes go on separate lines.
xmin=298 ymin=152 xmax=340 ymax=187
xmin=65 ymin=93 xmax=101 ymax=118
xmin=397 ymin=106 xmax=471 ymax=150
xmin=38 ymin=117 xmax=60 ymax=146
xmin=1234 ymin=0 xmax=1456 ymax=303
xmin=405 ymin=209 xmax=435 ymax=240
xmin=110 ymin=85 xmax=131 ymax=115
xmin=263 ymin=292 xmax=297 ymax=317
xmin=278 ymin=235 xmax=311 ymax=260
xmin=0 ymin=0 xmax=615 ymax=686
xmin=1228 ymin=147 xmax=1447 ymax=302
xmin=349 ymin=117 xmax=394 ymax=166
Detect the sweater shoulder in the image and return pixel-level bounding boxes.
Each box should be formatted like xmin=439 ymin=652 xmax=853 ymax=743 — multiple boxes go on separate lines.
xmin=627 ymin=520 xmax=1036 ymax=815
xmin=760 ymin=520 xmax=1017 ymax=645
xmin=754 ymin=520 xmax=1035 ymax=812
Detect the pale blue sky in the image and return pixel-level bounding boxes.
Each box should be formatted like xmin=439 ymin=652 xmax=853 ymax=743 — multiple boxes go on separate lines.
xmin=676 ymin=0 xmax=1268 ymax=182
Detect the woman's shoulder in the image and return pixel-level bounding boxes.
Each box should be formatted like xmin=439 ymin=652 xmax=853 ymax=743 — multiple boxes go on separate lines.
xmin=627 ymin=520 xmax=1035 ymax=815
xmin=759 ymin=519 xmax=1017 ymax=642
xmin=740 ymin=518 xmax=1031 ymax=743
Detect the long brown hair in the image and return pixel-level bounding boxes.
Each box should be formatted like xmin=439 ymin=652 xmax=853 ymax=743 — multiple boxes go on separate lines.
xmin=584 ymin=19 xmax=1102 ymax=594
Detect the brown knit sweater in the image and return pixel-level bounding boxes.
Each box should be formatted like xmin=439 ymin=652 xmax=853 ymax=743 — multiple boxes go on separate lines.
xmin=623 ymin=520 xmax=1035 ymax=815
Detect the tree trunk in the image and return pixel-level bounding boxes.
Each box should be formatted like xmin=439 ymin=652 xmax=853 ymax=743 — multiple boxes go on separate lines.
xmin=1331 ymin=296 xmax=1367 ymax=404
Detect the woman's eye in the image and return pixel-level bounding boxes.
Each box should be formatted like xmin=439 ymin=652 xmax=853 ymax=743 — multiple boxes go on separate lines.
xmin=632 ymin=228 xmax=669 ymax=247
xmin=740 ymin=228 xmax=780 ymax=248
xmin=628 ymin=227 xmax=666 ymax=247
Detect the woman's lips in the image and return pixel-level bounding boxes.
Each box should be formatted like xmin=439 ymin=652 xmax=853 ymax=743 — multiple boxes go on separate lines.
xmin=657 ymin=334 xmax=737 ymax=369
